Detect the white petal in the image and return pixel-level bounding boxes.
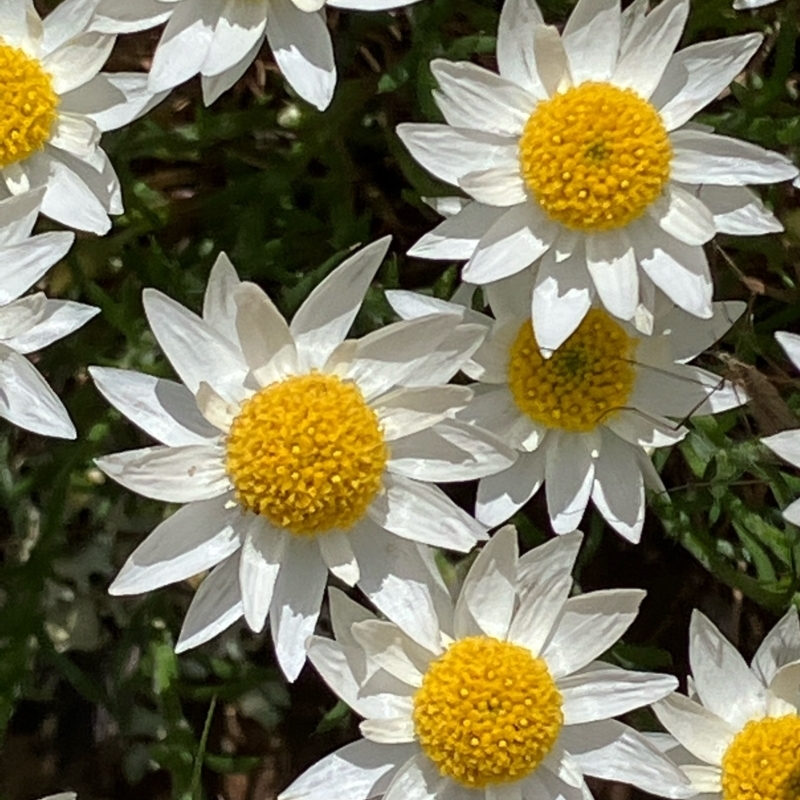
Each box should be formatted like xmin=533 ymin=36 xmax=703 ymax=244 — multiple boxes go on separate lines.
xmin=240 ymin=526 xmax=286 ymax=633
xmin=42 ymin=32 xmax=116 ymax=94
xmin=233 ymin=281 xmax=295 ymax=372
xmin=637 ymin=217 xmax=713 ymax=319
xmin=762 ymin=429 xmax=800 ymax=467
xmin=559 ymin=664 xmax=677 ymax=724
xmin=476 ymin=449 xmax=546 ymax=528
xmin=698 ymin=184 xmax=783 ymax=236
xmin=396 ymin=124 xmax=519 ymax=188
xmin=462 ymin=386 xmax=544 ymax=450
xmin=351 ymin=619 xmax=430 ymax=687
xmin=148 ymin=0 xmax=217 ymax=92
xmin=201 ymin=37 xmax=261 ymax=105
xmin=388 ymin=419 xmax=516 ymax=482
xmin=0 ymin=188 xmax=45 ymax=247
xmin=652 ymin=34 xmax=763 ymax=130
xmin=143 ymin=288 xmax=249 ymax=401
xmin=652 ymin=693 xmax=735 ymax=766
xmin=649 ymin=185 xmax=715 ymax=246
xmin=585 ymin=230 xmax=639 ymax=322
xmin=109 ymin=496 xmax=243 ymax=595
xmin=367 ymin=472 xmax=487 ymax=552
xmin=3 ymin=297 xmax=97 ymax=354
xmin=343 ymin=315 xmax=459 ymax=401
xmin=202 ymin=0 xmax=267 ymax=78
xmin=454 ymin=525 xmax=518 ymax=640
xmin=90 ymin=367 xmax=219 ymax=446
xmin=96 ymin=443 xmax=230 ymax=503
xmin=383 ymin=753 xmax=448 ymax=800
xmin=176 ymin=553 xmax=244 ymax=652
xmin=352 ymin=523 xmax=454 ymax=653
xmin=689 ymin=610 xmax=769 ymax=729
xmin=408 ymin=202 xmax=506 ymax=261
xmin=681 ymin=765 xmax=723 ymax=795
xmin=541 ymin=588 xmax=646 ymax=679
xmin=532 ymin=246 xmax=593 ymax=352
xmin=751 ymin=608 xmax=800 ymax=685
xmin=507 ymin=564 xmax=573 ymax=657
xmin=291 ymin=237 xmax=390 ymax=369
xmin=605 ymin=409 xmax=686 ymax=449
xmin=562 ymin=0 xmax=620 ymax=84
xmin=278 ymin=740 xmax=415 ymax=800
xmin=0 ymin=232 xmax=61 ymax=303
xmin=0 ymin=344 xmax=75 ymax=438
xmin=670 ymin=128 xmax=798 ymax=186
xmin=459 ymin=166 xmax=528 ymax=207
xmin=318 ymin=530 xmax=359 ymax=586
xmin=203 ymin=252 xmax=241 ymax=342
xmin=545 ymin=432 xmax=595 ymax=534
xmin=375 ymin=386 xmax=472 ymax=441
xmin=430 ymin=59 xmax=535 ymax=137
xmin=560 ymin=719 xmax=697 ymax=798
xmin=611 ymin=0 xmax=689 ymax=99
xmin=265 ymin=0 xmax=336 ymax=111
xmin=516 ymin=529 xmax=583 ymax=587
xmin=652 ymin=300 xmax=744 ymax=362
xmin=270 ymin=536 xmax=328 ymax=681
xmin=463 ymin=203 xmax=556 ymax=284
xmin=496 ymin=0 xmax=546 ymax=93
xmin=590 ymin=429 xmax=645 ymax=544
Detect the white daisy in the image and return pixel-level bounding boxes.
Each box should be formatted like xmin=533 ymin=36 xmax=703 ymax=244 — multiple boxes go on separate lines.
xmin=88 ymin=0 xmax=424 ymax=110
xmin=651 ymin=608 xmax=800 ymax=800
xmin=0 ymin=188 xmax=98 ymax=438
xmin=398 ymin=0 xmax=798 ymax=352
xmin=387 ymin=272 xmax=748 ymax=542
xmin=761 ymin=331 xmax=800 ymax=526
xmin=0 ymin=0 xmax=166 ymax=234
xmin=92 ymin=237 xmax=515 ymax=680
xmin=281 ymin=527 xmax=694 ymax=800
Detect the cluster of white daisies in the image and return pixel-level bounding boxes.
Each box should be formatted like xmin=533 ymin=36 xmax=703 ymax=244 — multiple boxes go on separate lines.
xmin=3 ymin=0 xmax=799 ymax=800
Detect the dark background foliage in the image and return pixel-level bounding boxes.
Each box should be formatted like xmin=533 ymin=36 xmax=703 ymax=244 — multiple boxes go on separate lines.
xmin=1 ymin=1 xmax=799 ymax=799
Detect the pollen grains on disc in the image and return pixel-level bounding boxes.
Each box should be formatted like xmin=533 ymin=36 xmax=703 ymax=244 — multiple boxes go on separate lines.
xmin=519 ymin=82 xmax=672 ymax=232
xmin=412 ymin=636 xmax=563 ymax=788
xmin=0 ymin=41 xmax=58 ymax=169
xmin=720 ymin=715 xmax=800 ymax=800
xmin=507 ymin=309 xmax=638 ymax=433
xmin=225 ymin=372 xmax=389 ymax=536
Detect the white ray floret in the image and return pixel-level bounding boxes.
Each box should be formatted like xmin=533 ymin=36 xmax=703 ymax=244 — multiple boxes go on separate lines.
xmin=761 ymin=330 xmax=800 ymax=526
xmin=281 ymin=528 xmax=694 ymax=800
xmin=0 ymin=189 xmax=98 ymax=438
xmin=398 ymin=0 xmax=798 ymax=352
xmin=92 ymin=237 xmax=515 ymax=680
xmin=387 ymin=273 xmax=748 ymax=543
xmin=0 ymin=0 xmax=167 ymax=234
xmin=88 ymin=0 xmax=425 ymax=110
xmin=650 ymin=608 xmax=800 ymax=800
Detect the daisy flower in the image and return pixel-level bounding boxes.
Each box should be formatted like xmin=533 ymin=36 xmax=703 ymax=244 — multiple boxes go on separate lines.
xmin=92 ymin=237 xmax=515 ymax=680
xmin=0 ymin=0 xmax=166 ymax=234
xmin=761 ymin=331 xmax=800 ymax=526
xmin=88 ymin=0 xmax=425 ymax=110
xmin=651 ymin=608 xmax=800 ymax=800
xmin=387 ymin=272 xmax=748 ymax=542
xmin=398 ymin=0 xmax=798 ymax=352
xmin=0 ymin=188 xmax=98 ymax=438
xmin=281 ymin=527 xmax=694 ymax=800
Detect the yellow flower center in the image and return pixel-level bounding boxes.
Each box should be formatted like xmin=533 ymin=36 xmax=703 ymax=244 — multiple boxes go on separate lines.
xmin=721 ymin=715 xmax=800 ymax=800
xmin=507 ymin=309 xmax=637 ymax=433
xmin=519 ymin=82 xmax=672 ymax=232
xmin=0 ymin=41 xmax=58 ymax=169
xmin=413 ymin=636 xmax=563 ymax=788
xmin=225 ymin=373 xmax=388 ymax=536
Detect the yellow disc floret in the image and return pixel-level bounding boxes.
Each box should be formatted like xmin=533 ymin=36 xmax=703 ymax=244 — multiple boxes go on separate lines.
xmin=413 ymin=636 xmax=563 ymax=788
xmin=519 ymin=82 xmax=671 ymax=232
xmin=721 ymin=715 xmax=800 ymax=800
xmin=225 ymin=373 xmax=388 ymax=536
xmin=508 ymin=309 xmax=637 ymax=432
xmin=0 ymin=41 xmax=58 ymax=169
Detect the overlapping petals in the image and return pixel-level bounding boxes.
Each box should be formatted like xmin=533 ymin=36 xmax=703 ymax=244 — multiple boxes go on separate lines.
xmin=92 ymin=238 xmax=515 ymax=680
xmin=282 ymin=529 xmax=693 ymax=800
